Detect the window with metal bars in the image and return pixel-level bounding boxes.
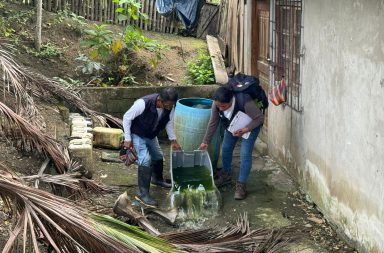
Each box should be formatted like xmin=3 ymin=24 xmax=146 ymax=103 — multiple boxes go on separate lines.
xmin=272 ymin=0 xmax=303 ymax=112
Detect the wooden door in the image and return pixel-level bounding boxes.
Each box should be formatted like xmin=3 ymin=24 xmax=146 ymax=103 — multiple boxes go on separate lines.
xmin=251 ymin=0 xmax=270 ymax=139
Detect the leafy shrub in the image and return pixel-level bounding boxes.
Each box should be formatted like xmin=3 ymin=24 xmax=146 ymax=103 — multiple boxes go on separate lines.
xmin=53 ymin=77 xmax=84 ymax=87
xmin=115 ymin=0 xmax=166 ymax=67
xmin=25 ymin=43 xmax=62 ymax=58
xmin=187 ymin=50 xmax=215 ymax=85
xmin=55 ymin=6 xmax=87 ymax=28
xmin=81 ymin=24 xmax=114 ymax=61
xmin=75 ymin=54 xmax=104 ymax=75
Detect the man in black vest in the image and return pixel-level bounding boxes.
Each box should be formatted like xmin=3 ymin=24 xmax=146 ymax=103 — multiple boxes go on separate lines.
xmin=123 ymin=87 xmax=181 ymax=207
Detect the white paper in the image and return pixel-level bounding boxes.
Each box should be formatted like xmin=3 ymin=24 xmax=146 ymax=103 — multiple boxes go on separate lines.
xmin=227 ymin=111 xmax=252 ymax=139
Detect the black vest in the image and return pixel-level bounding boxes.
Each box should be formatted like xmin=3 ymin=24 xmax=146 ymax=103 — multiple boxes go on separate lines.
xmin=131 ymin=94 xmax=172 ymax=139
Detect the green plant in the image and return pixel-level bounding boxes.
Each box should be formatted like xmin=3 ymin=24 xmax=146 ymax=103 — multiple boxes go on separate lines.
xmin=120 ymin=75 xmax=138 ymax=86
xmin=81 ymin=24 xmax=114 ymax=61
xmin=114 ymin=0 xmax=166 ymax=67
xmin=25 ymin=43 xmax=62 ymax=58
xmin=53 ymin=77 xmax=84 ymax=87
xmin=8 ymin=10 xmax=35 ymax=26
xmin=0 ymin=9 xmax=34 ymax=38
xmin=55 ymin=6 xmax=86 ymax=27
xmin=69 ymin=12 xmax=87 ymax=26
xmin=75 ymin=54 xmax=104 ymax=75
xmin=120 ymin=24 xmax=167 ymax=68
xmin=187 ymin=50 xmax=215 ymax=85
xmin=113 ymin=0 xmax=148 ymax=22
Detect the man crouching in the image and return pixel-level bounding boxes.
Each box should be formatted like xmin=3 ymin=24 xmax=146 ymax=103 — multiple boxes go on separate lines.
xmin=122 ymin=87 xmax=181 ymax=207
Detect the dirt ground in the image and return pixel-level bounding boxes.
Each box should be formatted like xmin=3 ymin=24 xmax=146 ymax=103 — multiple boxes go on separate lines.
xmin=0 ymin=2 xmax=357 ymax=252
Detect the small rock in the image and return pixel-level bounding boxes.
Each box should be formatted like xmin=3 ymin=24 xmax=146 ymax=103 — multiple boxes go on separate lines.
xmin=307 ymin=217 xmax=324 ymax=224
xmin=304 ymin=223 xmax=313 ymax=228
xmin=0 ymin=211 xmax=7 ymax=220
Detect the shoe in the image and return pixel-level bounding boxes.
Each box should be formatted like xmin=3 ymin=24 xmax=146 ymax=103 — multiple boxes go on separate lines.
xmin=151 ymin=159 xmax=171 ymax=188
xmin=234 ymin=182 xmax=247 ymax=200
xmin=137 ymin=165 xmax=158 ymax=207
xmin=214 ymin=170 xmax=232 ymax=187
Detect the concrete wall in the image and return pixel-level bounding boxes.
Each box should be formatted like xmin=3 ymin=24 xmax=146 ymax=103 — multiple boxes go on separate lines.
xmin=79 ymin=85 xmax=219 ymax=117
xmin=268 ymin=0 xmax=384 ymax=252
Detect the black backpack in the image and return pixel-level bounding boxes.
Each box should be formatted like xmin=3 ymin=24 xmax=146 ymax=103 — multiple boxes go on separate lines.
xmin=227 ymin=73 xmax=269 ymax=113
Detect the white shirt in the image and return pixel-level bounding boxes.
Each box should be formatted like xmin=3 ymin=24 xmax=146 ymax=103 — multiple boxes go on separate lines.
xmin=123 ymin=99 xmax=176 ymax=141
xmin=223 ymin=97 xmax=236 ymax=120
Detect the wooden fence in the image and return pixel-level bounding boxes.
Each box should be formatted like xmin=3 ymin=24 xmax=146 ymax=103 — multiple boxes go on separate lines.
xmin=19 ymin=0 xmax=180 ymax=34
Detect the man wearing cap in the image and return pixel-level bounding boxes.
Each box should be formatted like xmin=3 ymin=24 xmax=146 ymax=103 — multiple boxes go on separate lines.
xmin=123 ymin=87 xmax=181 ymax=207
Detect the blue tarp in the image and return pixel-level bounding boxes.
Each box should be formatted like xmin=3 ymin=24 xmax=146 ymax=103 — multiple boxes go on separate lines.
xmin=155 ymin=0 xmax=204 ymax=30
xmin=155 ymin=0 xmax=174 ymax=17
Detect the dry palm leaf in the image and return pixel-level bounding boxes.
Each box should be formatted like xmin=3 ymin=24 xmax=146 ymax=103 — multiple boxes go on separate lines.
xmin=113 ymin=194 xmax=299 ymax=253
xmin=0 ymin=170 xmax=184 ymax=253
xmin=21 ymin=172 xmax=114 ymax=199
xmin=22 ymin=66 xmax=122 ymax=128
xmin=160 ymin=213 xmax=299 ymax=253
xmin=0 ymin=101 xmax=69 ymax=173
xmin=0 ymin=41 xmax=46 ymax=128
xmin=1 ymin=40 xmax=122 ymax=131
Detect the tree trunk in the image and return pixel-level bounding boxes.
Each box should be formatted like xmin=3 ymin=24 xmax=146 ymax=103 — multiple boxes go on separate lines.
xmin=35 ymin=0 xmax=42 ymax=51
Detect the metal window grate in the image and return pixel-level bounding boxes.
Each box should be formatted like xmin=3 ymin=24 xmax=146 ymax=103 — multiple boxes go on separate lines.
xmin=271 ymin=0 xmax=303 ymax=112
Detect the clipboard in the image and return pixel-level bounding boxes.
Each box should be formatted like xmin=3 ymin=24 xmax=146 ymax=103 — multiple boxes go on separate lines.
xmin=227 ymin=111 xmax=252 ymax=139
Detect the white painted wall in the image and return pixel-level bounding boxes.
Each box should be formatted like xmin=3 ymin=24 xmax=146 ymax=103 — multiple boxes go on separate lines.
xmin=268 ymin=0 xmax=384 ymax=252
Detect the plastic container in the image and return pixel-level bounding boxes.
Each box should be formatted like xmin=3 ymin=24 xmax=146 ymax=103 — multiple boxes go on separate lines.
xmin=68 ymin=138 xmax=93 ymax=172
xmin=71 ymin=130 xmax=93 ymax=140
xmin=69 ymin=113 xmax=82 ymax=121
xmin=93 ymin=127 xmax=123 ymax=150
xmin=71 ymin=126 xmax=93 ymax=134
xmin=70 ymin=118 xmax=93 ymax=133
xmin=174 ymin=98 xmax=222 ymax=169
xmin=169 ymin=150 xmax=221 ymax=220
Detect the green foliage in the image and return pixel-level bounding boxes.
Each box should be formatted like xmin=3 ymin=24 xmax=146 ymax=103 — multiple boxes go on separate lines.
xmin=55 ymin=6 xmax=87 ymax=27
xmin=209 ymin=0 xmax=221 ymax=5
xmin=113 ymin=0 xmax=148 ymax=22
xmin=53 ymin=77 xmax=84 ymax=87
xmin=120 ymin=75 xmax=138 ymax=86
xmin=187 ymin=50 xmax=215 ymax=85
xmin=7 ymin=9 xmax=35 ymax=26
xmin=92 ymin=213 xmax=184 ymax=253
xmin=114 ymin=0 xmax=166 ymax=67
xmin=0 ymin=19 xmax=15 ymax=37
xmin=75 ymin=0 xmax=168 ymax=83
xmin=81 ymin=24 xmax=114 ymax=61
xmin=75 ymin=54 xmax=104 ymax=75
xmin=122 ymin=25 xmax=167 ymax=68
xmin=0 ymin=9 xmax=34 ymax=38
xmin=25 ymin=43 xmax=62 ymax=58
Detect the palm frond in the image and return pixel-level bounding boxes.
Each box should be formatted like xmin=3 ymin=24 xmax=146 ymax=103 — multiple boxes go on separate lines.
xmin=0 ymin=101 xmax=69 ymax=173
xmin=0 ymin=170 xmax=176 ymax=253
xmin=0 ymin=42 xmax=45 ymax=128
xmin=21 ymin=172 xmax=114 ymax=199
xmin=22 ymin=66 xmax=112 ymax=127
xmin=92 ymin=214 xmax=185 ymax=253
xmin=160 ymin=213 xmax=299 ymax=253
xmin=1 ymin=41 xmax=122 ymax=132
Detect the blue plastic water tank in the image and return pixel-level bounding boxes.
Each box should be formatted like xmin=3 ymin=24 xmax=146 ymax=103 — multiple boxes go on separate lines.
xmin=174 ymin=98 xmax=221 ymax=169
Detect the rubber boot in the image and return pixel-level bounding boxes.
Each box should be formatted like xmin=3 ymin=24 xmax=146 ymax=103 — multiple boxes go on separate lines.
xmin=151 ymin=160 xmax=171 ymax=188
xmin=135 ymin=165 xmax=158 ymax=208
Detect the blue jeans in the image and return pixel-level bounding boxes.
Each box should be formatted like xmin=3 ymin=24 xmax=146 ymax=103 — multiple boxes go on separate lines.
xmin=221 ymin=125 xmax=262 ymax=183
xmin=131 ymin=134 xmax=164 ymax=167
